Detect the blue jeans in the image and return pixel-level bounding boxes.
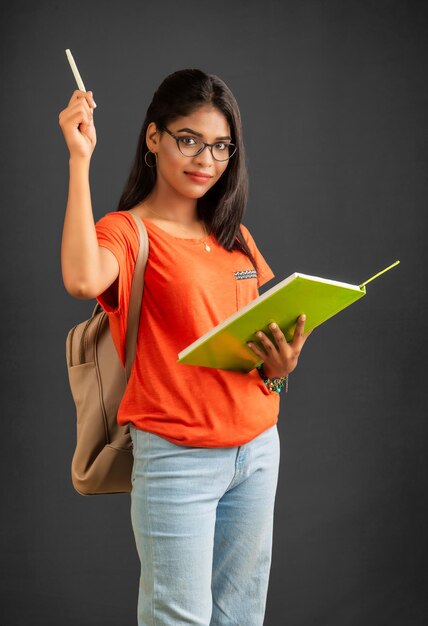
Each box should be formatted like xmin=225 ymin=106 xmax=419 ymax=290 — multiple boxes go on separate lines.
xmin=129 ymin=422 xmax=280 ymax=626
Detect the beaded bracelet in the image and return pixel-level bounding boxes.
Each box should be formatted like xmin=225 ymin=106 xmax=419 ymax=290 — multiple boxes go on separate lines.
xmin=256 ymin=363 xmax=289 ymax=394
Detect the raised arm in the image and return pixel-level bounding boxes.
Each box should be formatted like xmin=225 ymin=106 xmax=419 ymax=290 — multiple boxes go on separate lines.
xmin=59 ymin=90 xmax=118 ymax=299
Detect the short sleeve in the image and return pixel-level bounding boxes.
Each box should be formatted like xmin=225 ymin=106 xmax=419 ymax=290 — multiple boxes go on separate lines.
xmin=94 ymin=211 xmax=141 ymax=367
xmin=240 ymin=223 xmax=275 ymax=288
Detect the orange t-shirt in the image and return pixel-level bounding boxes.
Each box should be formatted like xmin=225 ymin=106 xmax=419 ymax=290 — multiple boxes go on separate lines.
xmin=95 ymin=210 xmax=280 ymax=447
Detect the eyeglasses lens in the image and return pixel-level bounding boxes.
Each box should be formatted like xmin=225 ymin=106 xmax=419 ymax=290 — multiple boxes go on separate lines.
xmin=178 ymin=138 xmax=236 ymax=161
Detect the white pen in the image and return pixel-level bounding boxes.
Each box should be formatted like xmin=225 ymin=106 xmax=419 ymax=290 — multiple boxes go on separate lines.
xmin=65 ymin=48 xmax=96 ymax=106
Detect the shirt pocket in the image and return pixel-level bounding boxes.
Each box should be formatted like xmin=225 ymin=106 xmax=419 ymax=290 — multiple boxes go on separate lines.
xmin=235 ymin=269 xmax=259 ymax=310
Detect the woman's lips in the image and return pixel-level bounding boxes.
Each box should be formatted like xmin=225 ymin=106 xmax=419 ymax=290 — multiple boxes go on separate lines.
xmin=185 ymin=172 xmax=213 ymax=183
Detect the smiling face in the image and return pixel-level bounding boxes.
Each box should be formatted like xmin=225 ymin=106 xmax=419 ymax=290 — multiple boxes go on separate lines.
xmin=146 ymin=105 xmax=232 ymax=200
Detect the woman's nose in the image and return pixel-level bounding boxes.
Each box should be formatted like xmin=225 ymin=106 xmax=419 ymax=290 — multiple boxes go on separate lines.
xmin=194 ymin=145 xmax=215 ymax=166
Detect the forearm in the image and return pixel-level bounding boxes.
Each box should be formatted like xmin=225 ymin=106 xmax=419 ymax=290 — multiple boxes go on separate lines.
xmin=61 ymin=156 xmax=101 ymax=297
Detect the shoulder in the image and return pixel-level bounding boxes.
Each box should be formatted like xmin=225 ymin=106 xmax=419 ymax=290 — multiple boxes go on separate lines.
xmin=95 ymin=210 xmax=140 ymax=245
xmin=238 ymin=223 xmax=257 ymax=248
xmin=95 ymin=211 xmax=142 ymax=267
xmin=96 ymin=210 xmax=138 ymax=232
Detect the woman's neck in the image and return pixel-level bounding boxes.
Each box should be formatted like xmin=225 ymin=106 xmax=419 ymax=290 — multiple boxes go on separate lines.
xmin=140 ymin=186 xmax=200 ymax=225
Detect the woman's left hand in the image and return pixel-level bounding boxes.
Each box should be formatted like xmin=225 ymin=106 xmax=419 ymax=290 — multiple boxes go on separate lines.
xmin=247 ymin=314 xmax=313 ymax=378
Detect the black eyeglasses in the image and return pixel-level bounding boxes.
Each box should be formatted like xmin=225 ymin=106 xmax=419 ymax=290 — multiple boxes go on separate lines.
xmin=159 ymin=125 xmax=237 ymax=161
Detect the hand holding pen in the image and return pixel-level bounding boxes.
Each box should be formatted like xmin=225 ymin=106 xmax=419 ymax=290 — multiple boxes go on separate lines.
xmin=58 ymin=49 xmax=97 ymax=159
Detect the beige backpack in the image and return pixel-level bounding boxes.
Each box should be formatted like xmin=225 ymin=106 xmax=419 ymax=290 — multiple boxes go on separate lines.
xmin=65 ymin=210 xmax=149 ymax=495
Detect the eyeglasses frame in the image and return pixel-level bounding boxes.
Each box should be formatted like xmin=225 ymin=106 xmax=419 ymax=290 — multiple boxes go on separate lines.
xmin=158 ymin=125 xmax=237 ymax=161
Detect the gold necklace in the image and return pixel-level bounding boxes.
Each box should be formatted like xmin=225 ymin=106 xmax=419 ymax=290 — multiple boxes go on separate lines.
xmin=146 ymin=206 xmax=211 ymax=252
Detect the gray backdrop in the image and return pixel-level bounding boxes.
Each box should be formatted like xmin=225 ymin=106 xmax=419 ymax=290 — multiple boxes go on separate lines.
xmin=1 ymin=0 xmax=427 ymax=624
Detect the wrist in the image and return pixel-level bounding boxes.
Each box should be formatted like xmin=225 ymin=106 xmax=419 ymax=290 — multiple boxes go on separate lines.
xmin=256 ymin=363 xmax=289 ymax=394
xmin=69 ymin=155 xmax=91 ymax=169
xmin=262 ymin=364 xmax=288 ymax=379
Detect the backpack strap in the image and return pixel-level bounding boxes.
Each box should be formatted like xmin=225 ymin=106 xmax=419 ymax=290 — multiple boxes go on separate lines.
xmin=125 ymin=210 xmax=150 ymax=381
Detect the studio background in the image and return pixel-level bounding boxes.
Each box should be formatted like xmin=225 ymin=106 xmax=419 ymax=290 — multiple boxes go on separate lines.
xmin=1 ymin=1 xmax=427 ymax=624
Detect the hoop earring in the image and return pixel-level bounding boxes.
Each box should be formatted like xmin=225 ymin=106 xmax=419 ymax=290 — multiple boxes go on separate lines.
xmin=144 ymin=150 xmax=158 ymax=168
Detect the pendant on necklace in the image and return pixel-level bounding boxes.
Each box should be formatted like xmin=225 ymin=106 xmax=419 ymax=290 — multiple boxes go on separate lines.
xmin=204 ymin=242 xmax=211 ymax=252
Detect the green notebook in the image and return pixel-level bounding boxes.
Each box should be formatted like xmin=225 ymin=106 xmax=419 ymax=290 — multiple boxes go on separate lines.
xmin=177 ymin=260 xmax=400 ymax=373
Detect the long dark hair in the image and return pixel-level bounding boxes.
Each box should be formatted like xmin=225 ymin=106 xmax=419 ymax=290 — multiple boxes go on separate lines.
xmin=115 ymin=68 xmax=259 ymax=276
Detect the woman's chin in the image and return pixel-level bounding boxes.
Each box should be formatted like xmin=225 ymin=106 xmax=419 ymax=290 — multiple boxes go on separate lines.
xmin=180 ymin=188 xmax=210 ymax=199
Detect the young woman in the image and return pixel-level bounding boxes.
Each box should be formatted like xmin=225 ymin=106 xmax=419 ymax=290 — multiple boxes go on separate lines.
xmin=60 ymin=68 xmax=312 ymax=626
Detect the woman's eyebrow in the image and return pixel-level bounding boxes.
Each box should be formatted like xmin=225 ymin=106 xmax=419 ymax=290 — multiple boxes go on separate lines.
xmin=175 ymin=127 xmax=232 ymax=140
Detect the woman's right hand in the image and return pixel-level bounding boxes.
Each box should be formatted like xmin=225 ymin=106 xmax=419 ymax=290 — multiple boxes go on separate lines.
xmin=58 ymin=89 xmax=97 ymax=159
